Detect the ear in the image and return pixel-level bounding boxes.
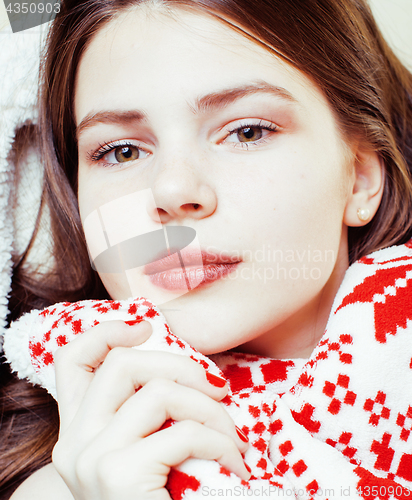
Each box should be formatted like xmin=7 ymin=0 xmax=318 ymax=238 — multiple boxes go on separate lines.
xmin=343 ymin=147 xmax=384 ymax=227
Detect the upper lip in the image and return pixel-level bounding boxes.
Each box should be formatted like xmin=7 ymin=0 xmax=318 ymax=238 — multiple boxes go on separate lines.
xmin=143 ymin=249 xmax=241 ymax=275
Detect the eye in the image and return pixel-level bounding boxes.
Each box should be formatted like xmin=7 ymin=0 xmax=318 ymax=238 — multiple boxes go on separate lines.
xmin=235 ymin=126 xmax=263 ymax=142
xmin=89 ymin=141 xmax=150 ymax=165
xmin=110 ymin=145 xmax=141 ymax=163
xmin=223 ymin=121 xmax=278 ymax=146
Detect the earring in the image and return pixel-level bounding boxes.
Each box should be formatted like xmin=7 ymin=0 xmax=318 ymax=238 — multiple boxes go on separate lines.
xmin=357 ymin=208 xmax=371 ymax=222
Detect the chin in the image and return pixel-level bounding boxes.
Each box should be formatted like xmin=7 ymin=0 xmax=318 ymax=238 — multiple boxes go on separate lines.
xmin=161 ymin=314 xmax=244 ymax=355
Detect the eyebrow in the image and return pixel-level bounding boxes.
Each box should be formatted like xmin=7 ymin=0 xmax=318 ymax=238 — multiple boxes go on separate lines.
xmin=77 ymin=110 xmax=147 ymax=139
xmin=192 ymin=81 xmax=298 ymax=114
xmin=76 ymin=81 xmax=298 ymax=138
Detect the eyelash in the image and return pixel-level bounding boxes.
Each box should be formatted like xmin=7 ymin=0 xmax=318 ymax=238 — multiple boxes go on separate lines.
xmin=224 ymin=120 xmax=278 ymax=149
xmin=87 ymin=120 xmax=278 ymax=166
xmin=87 ymin=140 xmax=144 ymax=163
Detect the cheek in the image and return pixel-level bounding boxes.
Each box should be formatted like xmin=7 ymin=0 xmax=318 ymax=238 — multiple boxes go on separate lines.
xmin=77 ymin=167 xmax=127 ymax=222
xmin=246 ymin=148 xmax=347 ymax=214
xmin=98 ymin=273 xmax=131 ymax=300
xmin=293 ymin=139 xmax=352 ymax=211
xmin=243 ymin=151 xmax=350 ymax=255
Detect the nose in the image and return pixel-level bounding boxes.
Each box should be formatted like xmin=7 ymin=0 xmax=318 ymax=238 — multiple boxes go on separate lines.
xmin=148 ymin=151 xmax=217 ymax=224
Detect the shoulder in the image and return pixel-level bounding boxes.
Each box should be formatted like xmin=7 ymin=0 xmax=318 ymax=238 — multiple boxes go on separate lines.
xmin=9 ymin=464 xmax=74 ymax=500
xmin=332 ymin=241 xmax=412 ymax=315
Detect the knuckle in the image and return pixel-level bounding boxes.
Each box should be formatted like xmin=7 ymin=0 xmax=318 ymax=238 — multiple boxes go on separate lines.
xmin=223 ymin=434 xmax=239 ymax=453
xmin=52 ymin=438 xmax=80 ymax=485
xmin=92 ymin=319 xmax=125 ymax=333
xmin=96 ymin=454 xmax=121 ymax=490
xmin=169 ymin=352 xmax=200 ymax=372
xmin=144 ymin=377 xmax=174 ymax=396
xmin=178 ymin=419 xmax=202 ymax=439
xmin=177 ymin=420 xmax=237 ymax=453
xmin=51 ymin=441 xmax=65 ymax=474
xmin=139 ymin=378 xmax=178 ymax=411
xmin=95 ymin=455 xmax=111 ymax=482
xmin=103 ymin=346 xmax=130 ymax=367
xmin=212 ymin=404 xmax=235 ymax=427
xmin=96 ymin=320 xmax=135 ymax=342
xmin=75 ymin=449 xmax=95 ymax=487
xmin=219 ymin=434 xmax=240 ymax=458
xmin=180 ymin=355 xmax=205 ymax=376
xmin=53 ymin=343 xmax=71 ymax=368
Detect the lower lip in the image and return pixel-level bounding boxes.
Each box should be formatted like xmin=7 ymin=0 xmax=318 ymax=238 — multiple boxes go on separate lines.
xmin=146 ymin=262 xmax=240 ymax=291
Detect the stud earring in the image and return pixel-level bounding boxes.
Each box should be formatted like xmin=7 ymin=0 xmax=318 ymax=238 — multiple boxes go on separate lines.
xmin=357 ymin=208 xmax=371 ymax=222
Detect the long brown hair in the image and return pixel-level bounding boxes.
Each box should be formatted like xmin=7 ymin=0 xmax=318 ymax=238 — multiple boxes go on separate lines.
xmin=3 ymin=0 xmax=412 ymax=496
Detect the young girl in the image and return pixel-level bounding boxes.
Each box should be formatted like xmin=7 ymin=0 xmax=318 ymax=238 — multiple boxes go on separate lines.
xmin=3 ymin=0 xmax=412 ymax=498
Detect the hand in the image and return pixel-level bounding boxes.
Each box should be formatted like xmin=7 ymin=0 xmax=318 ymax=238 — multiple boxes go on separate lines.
xmin=52 ymin=320 xmax=250 ymax=500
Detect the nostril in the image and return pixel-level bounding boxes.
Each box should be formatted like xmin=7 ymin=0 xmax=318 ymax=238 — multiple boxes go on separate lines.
xmin=182 ymin=203 xmax=201 ymax=211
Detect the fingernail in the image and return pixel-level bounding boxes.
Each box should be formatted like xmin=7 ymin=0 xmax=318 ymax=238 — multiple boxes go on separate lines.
xmin=206 ymin=372 xmax=226 ymax=387
xmin=125 ymin=319 xmax=141 ymax=326
xmin=236 ymin=426 xmax=248 ymax=443
xmin=160 ymin=419 xmax=175 ymax=430
xmin=125 ymin=320 xmax=152 ymax=337
xmin=245 ymin=463 xmax=251 ymax=473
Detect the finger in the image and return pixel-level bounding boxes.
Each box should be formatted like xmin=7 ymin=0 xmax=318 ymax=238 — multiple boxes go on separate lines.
xmin=156 ymin=420 xmax=250 ymax=479
xmin=76 ymin=349 xmax=228 ymax=423
xmin=91 ymin=421 xmax=250 ymax=498
xmin=76 ymin=378 xmax=248 ymax=460
xmin=55 ymin=320 xmax=152 ymax=428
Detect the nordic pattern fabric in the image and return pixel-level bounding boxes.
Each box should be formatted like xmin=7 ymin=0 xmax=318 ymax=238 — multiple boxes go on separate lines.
xmin=4 ymin=242 xmax=412 ymax=499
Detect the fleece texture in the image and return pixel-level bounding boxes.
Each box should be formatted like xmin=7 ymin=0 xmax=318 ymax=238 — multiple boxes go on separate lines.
xmin=0 ymin=26 xmax=49 ymax=348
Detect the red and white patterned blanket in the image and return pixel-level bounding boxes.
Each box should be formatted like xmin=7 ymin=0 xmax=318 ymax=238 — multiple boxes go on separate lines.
xmin=4 ymin=242 xmax=412 ymax=499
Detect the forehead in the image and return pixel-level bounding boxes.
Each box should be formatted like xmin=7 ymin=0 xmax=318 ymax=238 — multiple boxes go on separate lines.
xmin=74 ymin=5 xmax=332 ymax=126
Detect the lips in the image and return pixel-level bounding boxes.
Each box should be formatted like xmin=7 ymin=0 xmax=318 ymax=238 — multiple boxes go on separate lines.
xmin=144 ymin=250 xmax=241 ymax=291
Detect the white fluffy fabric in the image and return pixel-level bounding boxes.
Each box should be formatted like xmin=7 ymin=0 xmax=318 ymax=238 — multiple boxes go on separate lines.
xmin=0 ymin=25 xmax=49 ymax=347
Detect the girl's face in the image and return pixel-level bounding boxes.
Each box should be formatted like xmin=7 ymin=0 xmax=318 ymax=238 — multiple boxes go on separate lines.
xmin=76 ymin=6 xmax=358 ymax=358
